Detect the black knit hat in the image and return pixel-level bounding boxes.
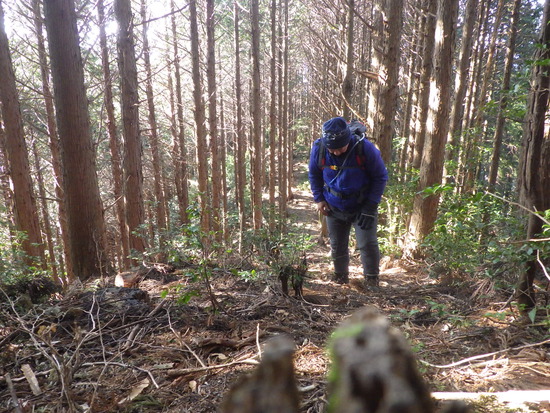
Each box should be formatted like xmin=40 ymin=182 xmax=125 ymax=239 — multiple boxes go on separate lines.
xmin=322 ymin=117 xmax=351 ymax=149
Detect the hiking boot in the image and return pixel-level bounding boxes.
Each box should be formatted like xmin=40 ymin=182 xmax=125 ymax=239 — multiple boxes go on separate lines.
xmin=365 ymin=275 xmax=380 ymax=291
xmin=331 ymin=272 xmax=349 ymax=284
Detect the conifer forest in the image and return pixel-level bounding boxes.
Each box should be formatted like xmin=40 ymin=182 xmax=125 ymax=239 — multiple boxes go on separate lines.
xmin=0 ymin=0 xmax=549 ymax=411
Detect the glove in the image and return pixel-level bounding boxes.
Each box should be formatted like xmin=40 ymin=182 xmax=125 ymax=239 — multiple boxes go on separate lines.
xmin=357 ymin=201 xmax=377 ymax=231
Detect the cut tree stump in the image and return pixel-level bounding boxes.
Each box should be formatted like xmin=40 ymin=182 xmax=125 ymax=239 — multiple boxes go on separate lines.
xmin=327 ymin=306 xmax=437 ymax=413
xmin=219 ymin=335 xmax=300 ymax=413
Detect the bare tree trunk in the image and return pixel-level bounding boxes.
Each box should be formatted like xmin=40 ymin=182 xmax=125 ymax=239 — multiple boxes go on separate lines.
xmin=457 ymin=0 xmax=490 ymax=193
xmin=98 ymin=0 xmax=129 ymax=270
xmin=341 ymin=0 xmax=354 ymax=119
xmin=268 ymin=0 xmax=278 ymax=233
xmin=170 ymin=0 xmax=189 ymax=225
xmin=412 ymin=0 xmax=436 ymax=170
xmin=0 ymin=0 xmax=45 ymax=266
xmin=31 ymin=139 xmax=59 ymax=283
xmin=44 ymin=0 xmax=110 ymax=281
xmin=0 ymin=125 xmax=16 ymax=250
xmin=446 ymin=0 xmax=477 ymax=165
xmin=218 ymin=62 xmax=229 ymax=242
xmin=189 ymin=0 xmax=211 ymax=236
xmin=140 ymin=0 xmax=167 ymax=246
xmin=233 ymin=1 xmax=246 ymax=250
xmin=251 ymin=0 xmax=263 ymax=230
xmin=488 ymin=0 xmax=521 ymax=190
xmin=407 ymin=0 xmax=458 ymax=256
xmin=375 ymin=0 xmax=403 ymax=164
xmin=517 ymin=0 xmax=550 ymax=310
xmin=463 ymin=0 xmax=505 ymax=193
xmin=206 ymin=0 xmax=222 ymax=241
xmin=398 ymin=6 xmax=421 ymax=182
xmin=279 ymin=0 xmax=289 ymax=229
xmin=32 ymin=0 xmax=73 ymax=279
xmin=366 ymin=0 xmax=382 ymax=140
xmin=115 ymin=0 xmax=147 ymax=257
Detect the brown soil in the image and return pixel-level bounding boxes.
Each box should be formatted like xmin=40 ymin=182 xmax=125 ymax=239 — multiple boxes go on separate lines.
xmin=1 ymin=164 xmax=549 ymax=412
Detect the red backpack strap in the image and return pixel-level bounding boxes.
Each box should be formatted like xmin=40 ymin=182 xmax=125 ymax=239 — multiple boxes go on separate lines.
xmin=355 ymin=138 xmax=366 ymax=169
xmin=317 ymin=139 xmax=327 ymax=169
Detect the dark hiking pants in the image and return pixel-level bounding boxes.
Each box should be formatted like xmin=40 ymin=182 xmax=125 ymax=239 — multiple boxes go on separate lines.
xmin=326 ymin=208 xmax=380 ymax=277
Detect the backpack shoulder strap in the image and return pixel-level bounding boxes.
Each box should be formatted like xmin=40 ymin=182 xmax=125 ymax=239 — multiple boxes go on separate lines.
xmin=316 ymin=139 xmax=326 ymax=169
xmin=355 ymin=137 xmax=366 ymax=169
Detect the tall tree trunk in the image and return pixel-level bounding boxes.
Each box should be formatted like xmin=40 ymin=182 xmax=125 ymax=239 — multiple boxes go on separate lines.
xmin=488 ymin=0 xmax=521 ymax=190
xmin=341 ymin=0 xmax=354 ymax=119
xmin=0 ymin=125 xmax=16 ymax=250
xmin=250 ymin=0 xmax=263 ymax=230
xmin=398 ymin=5 xmax=421 ymax=182
xmin=32 ymin=0 xmax=73 ymax=279
xmin=279 ymin=0 xmax=290 ymax=228
xmin=44 ymin=0 xmax=110 ymax=281
xmin=446 ymin=0 xmax=478 ymax=167
xmin=170 ymin=0 xmax=189 ymax=225
xmin=268 ymin=0 xmax=278 ymax=233
xmin=0 ymin=0 xmax=45 ymax=266
xmin=140 ymin=0 xmax=167 ymax=245
xmin=366 ymin=0 xmax=382 ymax=140
xmin=206 ymin=0 xmax=222 ymax=241
xmin=31 ymin=139 xmax=59 ymax=282
xmin=463 ymin=0 xmax=506 ymax=193
xmin=375 ymin=0 xmax=403 ymax=164
xmin=412 ymin=0 xmax=437 ymax=170
xmin=407 ymin=0 xmax=458 ymax=256
xmin=455 ymin=0 xmax=489 ymax=193
xmin=218 ymin=60 xmax=229 ymax=242
xmin=233 ymin=1 xmax=246 ymax=249
xmin=115 ymin=0 xmax=147 ymax=256
xmin=517 ymin=0 xmax=550 ymax=310
xmin=189 ymin=0 xmax=211 ymax=236
xmin=98 ymin=0 xmax=129 ymax=270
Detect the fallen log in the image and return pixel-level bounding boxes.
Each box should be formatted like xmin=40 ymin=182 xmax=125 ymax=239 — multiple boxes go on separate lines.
xmin=433 ymin=390 xmax=550 ymax=410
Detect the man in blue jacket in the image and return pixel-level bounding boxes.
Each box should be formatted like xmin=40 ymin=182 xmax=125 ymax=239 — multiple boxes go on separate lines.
xmin=308 ymin=117 xmax=388 ymax=287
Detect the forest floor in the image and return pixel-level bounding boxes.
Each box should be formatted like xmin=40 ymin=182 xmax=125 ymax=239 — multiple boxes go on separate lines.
xmin=1 ymin=162 xmax=550 ymax=412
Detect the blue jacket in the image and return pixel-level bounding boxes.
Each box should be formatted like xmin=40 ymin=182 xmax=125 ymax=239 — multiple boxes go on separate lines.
xmin=308 ymin=135 xmax=388 ymax=212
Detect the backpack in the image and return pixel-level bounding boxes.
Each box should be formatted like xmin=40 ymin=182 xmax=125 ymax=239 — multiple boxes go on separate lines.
xmin=317 ymin=119 xmax=368 ymax=171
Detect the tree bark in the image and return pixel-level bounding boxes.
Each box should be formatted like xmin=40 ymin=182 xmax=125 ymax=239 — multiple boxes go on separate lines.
xmin=488 ymin=0 xmax=521 ymax=190
xmin=206 ymin=0 xmax=222 ymax=241
xmin=0 ymin=0 xmax=45 ymax=266
xmin=407 ymin=0 xmax=458 ymax=255
xmin=341 ymin=0 xmax=354 ymax=120
xmin=140 ymin=0 xmax=168 ymax=244
xmin=233 ymin=1 xmax=246 ymax=249
xmin=250 ymin=0 xmax=263 ymax=230
xmin=189 ymin=0 xmax=211 ymax=236
xmin=446 ymin=0 xmax=478 ymax=166
xmin=412 ymin=0 xmax=437 ymax=170
xmin=43 ymin=0 xmax=110 ymax=280
xmin=462 ymin=0 xmax=506 ymax=193
xmin=32 ymin=0 xmax=73 ymax=279
xmin=268 ymin=0 xmax=278 ymax=233
xmin=374 ymin=0 xmax=403 ymax=164
xmin=115 ymin=0 xmax=147 ymax=257
xmin=517 ymin=0 xmax=550 ymax=310
xmin=31 ymin=139 xmax=59 ymax=282
xmin=98 ymin=0 xmax=129 ymax=270
xmin=170 ymin=0 xmax=189 ymax=225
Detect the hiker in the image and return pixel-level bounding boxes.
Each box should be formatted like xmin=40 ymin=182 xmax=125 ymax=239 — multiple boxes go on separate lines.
xmin=308 ymin=116 xmax=388 ymax=288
